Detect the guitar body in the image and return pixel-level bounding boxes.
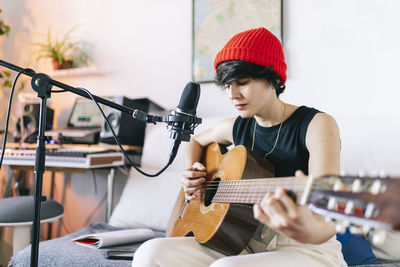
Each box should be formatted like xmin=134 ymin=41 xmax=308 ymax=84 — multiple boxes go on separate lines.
xmin=166 ymin=142 xmax=274 ymax=255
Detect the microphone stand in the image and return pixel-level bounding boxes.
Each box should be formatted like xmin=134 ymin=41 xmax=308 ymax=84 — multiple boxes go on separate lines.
xmin=0 ymin=59 xmax=156 ymax=267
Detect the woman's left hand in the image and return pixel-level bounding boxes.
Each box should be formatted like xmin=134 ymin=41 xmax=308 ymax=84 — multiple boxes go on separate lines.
xmin=253 ymin=170 xmax=335 ymax=244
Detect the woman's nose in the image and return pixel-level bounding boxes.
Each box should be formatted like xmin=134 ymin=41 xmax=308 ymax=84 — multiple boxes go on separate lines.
xmin=226 ymin=85 xmax=240 ymax=99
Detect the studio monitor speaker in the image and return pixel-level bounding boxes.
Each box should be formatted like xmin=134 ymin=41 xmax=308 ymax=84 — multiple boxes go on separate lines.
xmin=100 ymin=97 xmax=165 ymax=146
xmin=15 ymin=103 xmax=54 ymax=143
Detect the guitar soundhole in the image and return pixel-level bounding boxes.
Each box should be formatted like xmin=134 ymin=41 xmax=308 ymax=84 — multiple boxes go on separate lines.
xmin=203 ymin=178 xmax=220 ymax=207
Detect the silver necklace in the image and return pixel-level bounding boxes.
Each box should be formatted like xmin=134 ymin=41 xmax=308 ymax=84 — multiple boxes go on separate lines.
xmin=251 ymin=103 xmax=286 ymax=158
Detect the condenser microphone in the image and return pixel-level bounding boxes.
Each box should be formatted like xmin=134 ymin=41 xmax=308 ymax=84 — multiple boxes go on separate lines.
xmin=131 ymin=82 xmax=202 ymax=165
xmin=162 ymin=82 xmax=202 ymax=165
xmin=165 ymin=82 xmax=202 ymax=142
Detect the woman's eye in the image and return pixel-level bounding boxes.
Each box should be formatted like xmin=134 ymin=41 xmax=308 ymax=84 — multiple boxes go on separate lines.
xmin=237 ymin=79 xmax=249 ymax=86
xmin=224 ymin=84 xmax=231 ymax=90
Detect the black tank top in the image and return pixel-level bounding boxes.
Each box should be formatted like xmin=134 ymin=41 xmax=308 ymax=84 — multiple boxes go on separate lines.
xmin=233 ymin=106 xmax=320 ymax=177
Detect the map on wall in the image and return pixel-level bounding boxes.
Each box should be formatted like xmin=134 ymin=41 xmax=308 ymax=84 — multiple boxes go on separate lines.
xmin=193 ymin=0 xmax=282 ymax=83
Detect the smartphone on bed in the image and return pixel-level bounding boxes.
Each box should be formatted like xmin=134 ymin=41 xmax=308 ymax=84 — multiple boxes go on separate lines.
xmin=106 ymin=250 xmax=135 ymax=260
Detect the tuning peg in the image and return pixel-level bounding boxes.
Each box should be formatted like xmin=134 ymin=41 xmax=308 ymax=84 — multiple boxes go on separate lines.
xmin=357 ymin=170 xmax=366 ymax=177
xmin=362 ymin=224 xmax=371 ymax=234
xmin=364 ymin=203 xmax=378 ymax=218
xmin=327 ymin=197 xmax=338 ymax=211
xmin=378 ymin=170 xmax=387 ymax=178
xmin=344 ymin=201 xmax=354 ymax=214
xmin=349 ymin=225 xmax=364 ymax=235
xmin=332 ymin=178 xmax=344 ymax=191
xmin=370 ymin=229 xmax=386 ymax=246
xmin=352 ymin=179 xmax=362 ymax=193
xmin=335 ymin=222 xmax=347 ymax=234
xmin=370 ymin=180 xmax=383 ymax=195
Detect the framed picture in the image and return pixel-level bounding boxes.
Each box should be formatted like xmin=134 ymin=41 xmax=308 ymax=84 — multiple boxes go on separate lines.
xmin=192 ymin=0 xmax=283 ymax=83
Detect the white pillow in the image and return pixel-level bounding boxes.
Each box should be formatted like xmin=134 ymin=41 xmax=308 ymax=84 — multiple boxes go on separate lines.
xmin=140 ymin=123 xmax=186 ymax=171
xmin=109 ymin=167 xmax=182 ymax=231
xmin=140 ymin=116 xmax=229 ymax=171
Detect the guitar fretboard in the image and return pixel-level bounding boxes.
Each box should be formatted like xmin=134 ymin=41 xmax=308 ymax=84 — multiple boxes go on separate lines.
xmin=210 ymin=177 xmax=308 ymax=204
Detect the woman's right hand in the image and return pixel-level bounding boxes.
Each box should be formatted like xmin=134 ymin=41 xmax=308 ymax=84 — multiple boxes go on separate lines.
xmin=180 ymin=162 xmax=207 ymax=200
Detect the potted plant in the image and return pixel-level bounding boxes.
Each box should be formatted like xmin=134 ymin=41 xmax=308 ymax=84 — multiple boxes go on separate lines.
xmin=31 ymin=26 xmax=90 ymax=70
xmin=0 ymin=9 xmax=10 ymax=36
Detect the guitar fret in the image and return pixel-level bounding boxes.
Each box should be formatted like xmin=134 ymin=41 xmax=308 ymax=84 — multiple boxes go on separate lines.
xmin=211 ymin=178 xmax=307 ymax=204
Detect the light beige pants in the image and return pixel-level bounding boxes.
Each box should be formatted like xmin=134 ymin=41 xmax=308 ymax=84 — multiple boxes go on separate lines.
xmin=132 ymin=233 xmax=347 ymax=267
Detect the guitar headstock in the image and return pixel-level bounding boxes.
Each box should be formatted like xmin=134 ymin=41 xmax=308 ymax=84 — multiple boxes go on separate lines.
xmin=307 ymin=174 xmax=400 ymax=243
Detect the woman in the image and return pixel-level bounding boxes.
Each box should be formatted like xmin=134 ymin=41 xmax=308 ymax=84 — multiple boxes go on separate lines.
xmin=132 ymin=27 xmax=374 ymax=267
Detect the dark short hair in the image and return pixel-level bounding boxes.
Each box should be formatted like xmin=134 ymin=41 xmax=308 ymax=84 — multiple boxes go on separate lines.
xmin=214 ymin=60 xmax=286 ymax=96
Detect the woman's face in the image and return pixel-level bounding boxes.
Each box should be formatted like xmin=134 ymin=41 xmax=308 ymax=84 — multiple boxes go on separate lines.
xmin=225 ymin=78 xmax=276 ymax=118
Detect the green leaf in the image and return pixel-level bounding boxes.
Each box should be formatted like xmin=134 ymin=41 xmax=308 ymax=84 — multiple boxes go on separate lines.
xmin=3 ymin=80 xmax=12 ymax=88
xmin=30 ymin=25 xmax=89 ymax=67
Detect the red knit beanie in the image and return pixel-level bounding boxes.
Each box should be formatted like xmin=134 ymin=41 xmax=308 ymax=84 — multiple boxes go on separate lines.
xmin=214 ymin=27 xmax=287 ymax=85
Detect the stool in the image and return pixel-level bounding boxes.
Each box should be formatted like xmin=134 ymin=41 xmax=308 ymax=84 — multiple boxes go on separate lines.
xmin=0 ymin=196 xmax=64 ymax=255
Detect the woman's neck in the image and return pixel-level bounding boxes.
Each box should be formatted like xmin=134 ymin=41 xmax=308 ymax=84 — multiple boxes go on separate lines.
xmin=255 ymin=100 xmax=286 ymax=127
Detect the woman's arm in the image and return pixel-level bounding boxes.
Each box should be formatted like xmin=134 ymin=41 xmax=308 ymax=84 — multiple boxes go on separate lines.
xmin=306 ymin=113 xmax=341 ymax=177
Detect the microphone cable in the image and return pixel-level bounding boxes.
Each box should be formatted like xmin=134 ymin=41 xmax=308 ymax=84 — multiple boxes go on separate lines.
xmin=74 ymin=87 xmax=174 ymax=177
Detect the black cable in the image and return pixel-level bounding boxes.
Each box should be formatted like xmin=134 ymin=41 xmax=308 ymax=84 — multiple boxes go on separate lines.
xmin=0 ymin=68 xmax=33 ymax=169
xmin=75 ymin=87 xmax=173 ymax=177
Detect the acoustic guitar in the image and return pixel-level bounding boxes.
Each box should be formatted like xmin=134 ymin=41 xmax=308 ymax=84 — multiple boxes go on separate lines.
xmin=166 ymin=142 xmax=400 ymax=256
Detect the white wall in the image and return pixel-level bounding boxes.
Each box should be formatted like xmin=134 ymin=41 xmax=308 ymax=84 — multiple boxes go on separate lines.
xmin=282 ymin=1 xmax=400 ymax=118
xmin=1 ymin=0 xmax=400 ymax=235
xmin=2 ymin=0 xmax=400 ymax=121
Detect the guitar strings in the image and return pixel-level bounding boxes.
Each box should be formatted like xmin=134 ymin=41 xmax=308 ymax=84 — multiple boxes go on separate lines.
xmin=197 ymin=180 xmax=327 ymax=192
xmin=200 ymin=179 xmax=307 ymax=188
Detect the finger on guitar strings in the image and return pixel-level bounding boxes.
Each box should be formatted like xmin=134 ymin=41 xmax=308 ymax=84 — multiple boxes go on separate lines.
xmin=191 ymin=162 xmax=207 ymax=171
xmin=180 ymin=176 xmax=206 ymax=188
xmin=181 ymin=169 xmax=208 ymax=179
xmin=295 ymin=169 xmax=306 ymax=177
xmin=258 ymin=192 xmax=295 ymax=229
xmin=274 ymin=188 xmax=300 ymax=221
xmin=185 ymin=190 xmax=201 ymax=200
xmin=253 ymin=203 xmax=271 ymax=225
xmin=185 ymin=193 xmax=196 ymax=200
xmin=184 ymin=185 xmax=202 ymax=196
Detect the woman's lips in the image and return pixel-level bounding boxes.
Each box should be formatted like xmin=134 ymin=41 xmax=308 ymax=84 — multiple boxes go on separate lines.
xmin=235 ymin=104 xmax=247 ymax=110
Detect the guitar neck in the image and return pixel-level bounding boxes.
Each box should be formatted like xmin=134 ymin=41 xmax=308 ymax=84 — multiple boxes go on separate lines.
xmin=208 ymin=177 xmax=308 ymax=204
xmin=168 ymin=142 xmax=400 ymax=252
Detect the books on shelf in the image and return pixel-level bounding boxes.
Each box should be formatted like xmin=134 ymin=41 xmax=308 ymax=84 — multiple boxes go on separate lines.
xmin=72 ymin=228 xmax=154 ymax=249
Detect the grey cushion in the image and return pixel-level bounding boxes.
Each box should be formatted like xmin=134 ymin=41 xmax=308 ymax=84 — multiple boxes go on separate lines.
xmin=0 ymin=196 xmax=63 ymax=224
